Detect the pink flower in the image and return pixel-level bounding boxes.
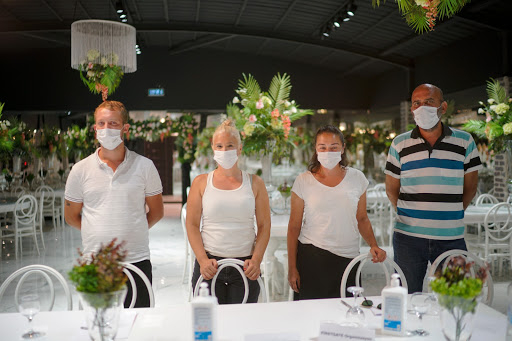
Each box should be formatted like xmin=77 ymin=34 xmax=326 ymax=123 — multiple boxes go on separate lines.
xmin=249 ymin=114 xmax=257 ymax=122
xmin=88 ymin=62 xmax=94 ymax=69
xmin=256 ymin=99 xmax=264 ymax=109
xmin=486 ymin=113 xmax=492 ymax=122
xmin=271 ymin=109 xmax=280 ymax=118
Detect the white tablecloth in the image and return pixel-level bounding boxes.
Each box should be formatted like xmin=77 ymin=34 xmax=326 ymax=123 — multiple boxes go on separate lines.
xmin=0 ymin=297 xmax=506 ymax=340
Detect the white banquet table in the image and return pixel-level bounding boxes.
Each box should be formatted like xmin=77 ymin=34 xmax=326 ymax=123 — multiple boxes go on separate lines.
xmin=0 ymin=297 xmax=506 ymax=340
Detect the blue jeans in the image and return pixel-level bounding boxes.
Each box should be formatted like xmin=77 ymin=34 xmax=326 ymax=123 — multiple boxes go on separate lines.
xmin=191 ymin=254 xmax=260 ymax=304
xmin=393 ymin=232 xmax=467 ymax=293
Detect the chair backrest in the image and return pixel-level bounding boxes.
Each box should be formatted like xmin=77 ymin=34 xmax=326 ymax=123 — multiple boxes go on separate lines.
xmin=475 ymin=193 xmax=499 ymax=206
xmin=193 ymin=258 xmax=267 ymax=303
xmin=35 ymin=185 xmax=56 ymax=209
xmin=11 ymin=185 xmax=26 ymax=197
xmin=483 ymin=203 xmax=512 ymax=243
xmin=121 ymin=262 xmax=155 ymax=308
xmin=426 ymin=249 xmax=493 ymax=305
xmin=181 ymin=203 xmax=187 ymax=237
xmin=14 ymin=194 xmax=38 ymax=225
xmin=0 ymin=264 xmax=73 ymax=311
xmin=340 ymin=253 xmax=408 ymax=298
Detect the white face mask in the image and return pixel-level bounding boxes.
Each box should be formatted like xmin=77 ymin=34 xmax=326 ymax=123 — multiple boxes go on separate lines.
xmin=213 ymin=149 xmax=238 ymax=169
xmin=96 ymin=128 xmax=123 ymax=150
xmin=317 ymin=152 xmax=341 ymax=170
xmin=413 ymin=105 xmax=441 ymax=130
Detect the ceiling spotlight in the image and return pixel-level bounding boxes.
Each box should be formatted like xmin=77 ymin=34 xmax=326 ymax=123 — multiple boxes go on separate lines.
xmin=136 ymin=51 xmax=141 ymax=55
xmin=116 ymin=1 xmax=124 ymax=14
xmin=122 ymin=18 xmax=128 ymax=22
xmin=120 ymin=14 xmax=127 ymax=19
xmin=333 ymin=17 xmax=341 ymax=28
xmin=347 ymin=3 xmax=357 ymax=16
xmin=117 ymin=9 xmax=123 ymax=14
xmin=322 ymin=26 xmax=331 ymax=37
xmin=343 ymin=14 xmax=350 ymax=22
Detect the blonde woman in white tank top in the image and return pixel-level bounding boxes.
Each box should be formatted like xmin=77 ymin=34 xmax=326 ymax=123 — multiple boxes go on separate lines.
xmin=186 ymin=120 xmax=271 ymax=304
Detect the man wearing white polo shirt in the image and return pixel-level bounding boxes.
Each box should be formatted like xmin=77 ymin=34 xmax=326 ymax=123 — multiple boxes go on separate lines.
xmin=385 ymin=84 xmax=482 ymax=293
xmin=65 ymin=100 xmax=164 ymax=307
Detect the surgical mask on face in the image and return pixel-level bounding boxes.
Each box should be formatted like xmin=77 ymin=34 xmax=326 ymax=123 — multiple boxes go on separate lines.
xmin=413 ymin=105 xmax=442 ymax=130
xmin=213 ymin=149 xmax=238 ymax=169
xmin=317 ymin=152 xmax=341 ymax=170
xmin=96 ymin=128 xmax=123 ymax=150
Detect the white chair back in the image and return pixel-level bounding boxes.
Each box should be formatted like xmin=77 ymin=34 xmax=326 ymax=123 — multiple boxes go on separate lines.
xmin=0 ymin=264 xmax=73 ymax=311
xmin=483 ymin=203 xmax=512 ymax=243
xmin=193 ymin=258 xmax=267 ymax=303
xmin=475 ymin=194 xmax=499 ymax=206
xmin=340 ymin=253 xmax=408 ymax=297
xmin=121 ymin=263 xmax=155 ymax=308
xmin=426 ymin=249 xmax=493 ymax=305
xmin=11 ymin=185 xmax=26 ymax=197
xmin=35 ymin=185 xmax=56 ymax=210
xmin=15 ymin=194 xmax=38 ymax=226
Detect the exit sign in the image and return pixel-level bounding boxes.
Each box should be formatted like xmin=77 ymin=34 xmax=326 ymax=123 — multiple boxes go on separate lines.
xmin=148 ymin=88 xmax=165 ymax=97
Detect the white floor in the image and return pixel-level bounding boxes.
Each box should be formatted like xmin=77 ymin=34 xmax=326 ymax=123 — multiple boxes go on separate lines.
xmin=1 ymin=204 xmax=510 ymax=315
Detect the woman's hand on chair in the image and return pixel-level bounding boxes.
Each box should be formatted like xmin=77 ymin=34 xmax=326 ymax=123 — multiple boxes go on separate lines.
xmin=370 ymin=246 xmax=387 ymax=263
xmin=200 ymin=258 xmax=218 ymax=280
xmin=243 ymin=258 xmax=261 ymax=280
xmin=288 ymin=267 xmax=300 ymax=293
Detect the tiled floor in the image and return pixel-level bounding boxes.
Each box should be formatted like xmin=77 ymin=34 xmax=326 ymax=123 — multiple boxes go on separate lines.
xmin=0 ymin=203 xmax=510 ymax=315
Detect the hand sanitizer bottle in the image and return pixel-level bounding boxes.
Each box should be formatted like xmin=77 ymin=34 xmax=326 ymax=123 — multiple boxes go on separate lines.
xmin=381 ymin=273 xmax=407 ymax=336
xmin=192 ymin=282 xmax=218 ymax=341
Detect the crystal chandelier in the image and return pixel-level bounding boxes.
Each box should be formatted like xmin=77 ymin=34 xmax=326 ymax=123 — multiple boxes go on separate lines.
xmin=71 ymin=20 xmax=137 ymax=73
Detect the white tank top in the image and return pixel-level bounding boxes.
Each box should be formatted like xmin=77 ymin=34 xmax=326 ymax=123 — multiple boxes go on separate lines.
xmin=201 ymin=170 xmax=256 ymax=257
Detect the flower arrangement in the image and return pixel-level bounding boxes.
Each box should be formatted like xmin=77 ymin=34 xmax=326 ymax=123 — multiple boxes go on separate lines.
xmin=226 ymin=73 xmax=313 ymax=159
xmin=463 ymin=79 xmax=512 ymax=154
xmin=430 ymin=256 xmax=488 ymax=341
xmin=30 ymin=126 xmax=63 ymax=158
xmin=78 ymin=49 xmax=124 ymax=101
xmin=69 ymin=238 xmax=127 ymax=294
xmin=64 ymin=123 xmax=97 ymax=161
xmin=0 ymin=107 xmax=33 ymax=163
xmin=372 ymin=0 xmax=470 ymax=34
xmin=277 ymin=181 xmax=292 ymax=198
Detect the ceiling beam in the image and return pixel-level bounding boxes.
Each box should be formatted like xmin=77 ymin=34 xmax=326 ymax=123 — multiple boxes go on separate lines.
xmin=349 ymin=9 xmax=395 ymax=44
xmin=77 ymin=1 xmax=91 ymax=19
xmin=169 ymin=34 xmax=233 ymax=55
xmin=454 ymin=15 xmax=503 ymax=32
xmin=163 ymin=0 xmax=169 ymax=23
xmin=317 ymin=50 xmax=337 ymax=65
xmin=256 ymin=39 xmax=269 ymax=55
xmin=0 ymin=22 xmax=412 ymax=69
xmin=234 ymin=0 xmax=248 ymax=27
xmin=195 ymin=0 xmax=201 ymax=22
xmin=18 ymin=32 xmax=70 ymax=46
xmin=40 ymin=0 xmax=63 ymax=22
xmin=0 ymin=1 xmax=21 ymax=21
xmin=131 ymin=0 xmax=143 ymax=22
xmin=273 ymin=0 xmax=299 ymax=31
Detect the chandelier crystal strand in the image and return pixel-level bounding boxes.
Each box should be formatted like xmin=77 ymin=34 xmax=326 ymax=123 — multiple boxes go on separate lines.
xmin=71 ymin=20 xmax=137 ymax=73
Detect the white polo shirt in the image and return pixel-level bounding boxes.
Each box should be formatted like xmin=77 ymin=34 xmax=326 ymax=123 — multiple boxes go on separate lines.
xmin=65 ymin=148 xmax=163 ymax=263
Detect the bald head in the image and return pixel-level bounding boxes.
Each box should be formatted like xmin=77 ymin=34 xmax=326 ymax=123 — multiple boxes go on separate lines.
xmin=412 ymin=84 xmax=444 ymax=102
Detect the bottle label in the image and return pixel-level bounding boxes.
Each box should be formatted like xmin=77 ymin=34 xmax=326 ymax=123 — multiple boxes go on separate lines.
xmin=383 ymin=296 xmax=402 ymax=332
xmin=194 ymin=307 xmax=213 ymax=340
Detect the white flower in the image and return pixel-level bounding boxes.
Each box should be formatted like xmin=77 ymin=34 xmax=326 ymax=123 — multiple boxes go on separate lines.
xmin=87 ymin=49 xmax=100 ymax=61
xmin=239 ymin=88 xmax=247 ymax=95
xmin=284 ymin=100 xmax=291 ymax=108
xmin=232 ymin=97 xmax=240 ymax=103
xmin=478 ymin=108 xmax=484 ymax=114
xmin=5 ymin=121 xmax=10 ymax=126
xmin=100 ymin=57 xmax=107 ymax=66
xmin=494 ymin=103 xmax=510 ymax=115
xmin=479 ymin=101 xmax=484 ymax=105
xmin=490 ymin=105 xmax=497 ymax=111
xmin=414 ymin=0 xmax=428 ymax=6
xmin=488 ymin=99 xmax=495 ymax=104
xmin=241 ymin=99 xmax=248 ymax=106
xmin=291 ymin=106 xmax=297 ymax=114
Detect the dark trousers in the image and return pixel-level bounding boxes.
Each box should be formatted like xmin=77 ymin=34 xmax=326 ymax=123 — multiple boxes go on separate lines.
xmin=191 ymin=254 xmax=260 ymax=304
xmin=124 ymin=259 xmax=153 ymax=308
xmin=393 ymin=232 xmax=467 ymax=293
xmin=295 ymin=242 xmax=356 ymax=300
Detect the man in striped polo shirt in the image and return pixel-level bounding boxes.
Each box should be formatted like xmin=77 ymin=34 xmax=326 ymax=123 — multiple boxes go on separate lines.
xmin=385 ymin=84 xmax=482 ymax=293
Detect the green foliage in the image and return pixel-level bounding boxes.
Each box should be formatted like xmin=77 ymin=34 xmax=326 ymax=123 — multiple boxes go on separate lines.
xmin=238 ymin=73 xmax=261 ymax=102
xmin=69 ymin=239 xmax=127 ymax=293
xmin=0 ymin=102 xmax=4 ymax=117
xmin=79 ymin=64 xmax=124 ymax=99
xmin=372 ymin=0 xmax=471 ymax=34
xmin=268 ymin=73 xmax=292 ymax=114
xmin=462 ymin=120 xmax=486 ymax=138
xmin=486 ymin=78 xmax=507 ymax=104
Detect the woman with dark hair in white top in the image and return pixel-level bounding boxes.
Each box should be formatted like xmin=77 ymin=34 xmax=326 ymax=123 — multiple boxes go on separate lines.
xmin=186 ymin=120 xmax=271 ymax=304
xmin=287 ymin=125 xmax=387 ymax=300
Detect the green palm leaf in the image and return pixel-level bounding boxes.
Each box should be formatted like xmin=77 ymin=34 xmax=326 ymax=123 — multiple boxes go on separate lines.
xmin=238 ymin=73 xmax=261 ymax=101
xmin=289 ymin=109 xmax=314 ymax=122
xmin=268 ymin=73 xmax=292 ymax=113
xmin=486 ymin=78 xmax=508 ymax=104
xmin=438 ymin=0 xmax=470 ymax=19
xmin=462 ymin=120 xmax=486 ymax=137
xmin=0 ymin=102 xmax=4 ymax=118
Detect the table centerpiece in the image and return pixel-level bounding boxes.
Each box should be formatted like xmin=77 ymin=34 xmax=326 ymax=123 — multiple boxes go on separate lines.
xmin=69 ymin=238 xmax=128 ymax=341
xmin=430 ymin=255 xmax=489 ymax=341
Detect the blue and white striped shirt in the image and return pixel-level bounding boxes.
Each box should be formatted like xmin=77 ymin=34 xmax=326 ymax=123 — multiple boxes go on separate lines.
xmin=384 ymin=124 xmax=482 ymax=240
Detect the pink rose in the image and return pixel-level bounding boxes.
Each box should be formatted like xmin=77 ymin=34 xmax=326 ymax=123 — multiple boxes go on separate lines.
xmin=486 ymin=113 xmax=492 ymax=122
xmin=88 ymin=62 xmax=94 ymax=69
xmin=249 ymin=115 xmax=257 ymax=122
xmin=256 ymin=99 xmax=264 ymax=109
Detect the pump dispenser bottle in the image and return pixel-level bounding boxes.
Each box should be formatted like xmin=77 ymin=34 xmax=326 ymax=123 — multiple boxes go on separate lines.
xmin=381 ymin=273 xmax=407 ymax=336
xmin=192 ymin=282 xmax=218 ymax=341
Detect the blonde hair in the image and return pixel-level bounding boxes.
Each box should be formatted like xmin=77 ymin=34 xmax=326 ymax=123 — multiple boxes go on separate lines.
xmin=212 ymin=119 xmax=241 ymax=145
xmin=94 ymin=101 xmax=129 ymax=124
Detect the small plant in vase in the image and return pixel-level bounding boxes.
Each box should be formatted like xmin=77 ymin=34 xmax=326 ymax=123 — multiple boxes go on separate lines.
xmin=430 ymin=256 xmax=489 ymax=341
xmin=277 ymin=181 xmax=292 ymax=211
xmin=69 ymin=239 xmax=128 ymax=341
xmin=25 ymin=173 xmax=35 ymax=190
